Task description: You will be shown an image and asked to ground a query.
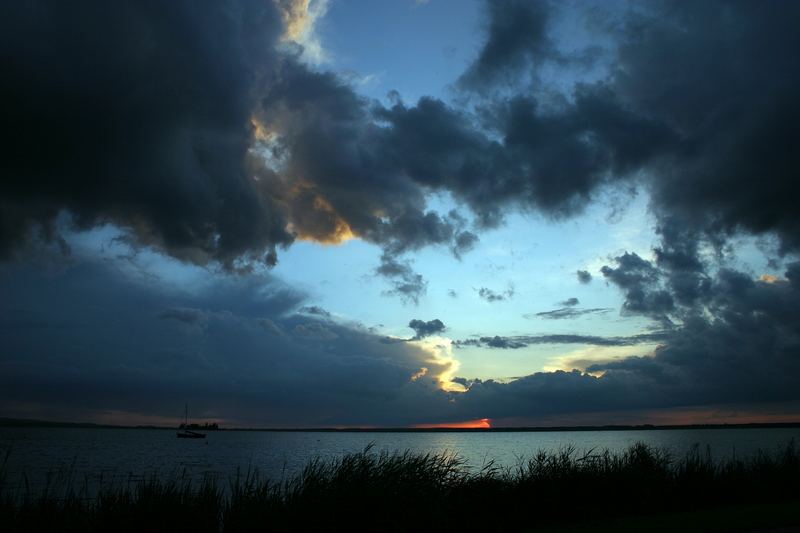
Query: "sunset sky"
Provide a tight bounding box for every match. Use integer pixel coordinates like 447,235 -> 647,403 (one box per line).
1,0 -> 799,428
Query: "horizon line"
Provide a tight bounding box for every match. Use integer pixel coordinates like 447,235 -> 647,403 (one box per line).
3,417 -> 800,433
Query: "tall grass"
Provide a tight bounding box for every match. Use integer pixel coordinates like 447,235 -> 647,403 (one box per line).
1,442 -> 798,531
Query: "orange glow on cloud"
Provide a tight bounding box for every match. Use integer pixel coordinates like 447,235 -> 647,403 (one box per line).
287,183 -> 357,245
415,418 -> 492,429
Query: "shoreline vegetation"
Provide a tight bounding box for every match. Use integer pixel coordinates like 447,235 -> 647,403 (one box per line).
2,417 -> 800,432
1,442 -> 799,532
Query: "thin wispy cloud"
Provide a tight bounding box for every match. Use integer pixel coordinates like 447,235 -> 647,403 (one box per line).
454,332 -> 669,349
526,308 -> 614,320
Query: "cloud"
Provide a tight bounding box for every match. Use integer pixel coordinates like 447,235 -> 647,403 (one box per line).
0,256 -> 457,427
2,0 -> 799,289
2,0 -> 800,426
506,251 -> 799,422
377,254 -> 427,305
458,0 -> 553,91
559,297 -> 579,307
0,0 -> 291,267
453,269 -> 800,419
543,345 -> 662,374
276,0 -> 330,64
299,305 -> 331,317
452,230 -> 479,259
577,270 -> 592,284
158,308 -> 208,325
527,307 -> 613,320
456,0 -> 800,258
600,253 -> 674,325
292,322 -> 338,340
3,247 -> 800,426
408,318 -> 446,339
0,1 -> 481,298
787,262 -> 800,287
454,332 -> 668,349
618,3 -> 800,253
477,285 -> 515,302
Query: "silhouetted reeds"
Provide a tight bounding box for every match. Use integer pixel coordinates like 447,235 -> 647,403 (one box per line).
1,442 -> 799,532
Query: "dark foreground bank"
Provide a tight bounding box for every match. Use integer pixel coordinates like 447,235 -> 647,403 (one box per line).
1,442 -> 799,532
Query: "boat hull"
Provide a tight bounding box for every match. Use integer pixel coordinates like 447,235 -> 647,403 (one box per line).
176,431 -> 206,439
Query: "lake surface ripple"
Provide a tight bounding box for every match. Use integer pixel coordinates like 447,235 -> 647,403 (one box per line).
2,427 -> 798,493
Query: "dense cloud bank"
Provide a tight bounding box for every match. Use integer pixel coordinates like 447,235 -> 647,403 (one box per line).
1,0 -> 799,424
0,258 -> 456,426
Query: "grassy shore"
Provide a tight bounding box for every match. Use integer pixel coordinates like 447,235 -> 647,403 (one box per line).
1,442 -> 799,532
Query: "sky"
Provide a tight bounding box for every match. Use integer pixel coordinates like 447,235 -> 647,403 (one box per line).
1,0 -> 799,428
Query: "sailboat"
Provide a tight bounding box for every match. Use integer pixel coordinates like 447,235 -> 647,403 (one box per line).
176,404 -> 206,439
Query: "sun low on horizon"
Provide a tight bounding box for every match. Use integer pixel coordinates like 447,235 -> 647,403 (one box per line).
416,418 -> 493,429
1,0 -> 799,430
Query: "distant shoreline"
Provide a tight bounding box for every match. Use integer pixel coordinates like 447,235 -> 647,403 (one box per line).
2,417 -> 799,433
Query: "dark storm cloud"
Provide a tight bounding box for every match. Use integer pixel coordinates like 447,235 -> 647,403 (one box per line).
477,286 -> 515,302
458,0 -> 552,91
560,297 -> 579,307
651,220 -> 712,308
0,1 -> 480,297
467,0 -> 800,253
577,270 -> 593,284
254,61 -> 484,252
372,85 -> 674,226
787,263 -> 800,287
528,307 -> 613,320
578,267 -> 800,408
0,0 -> 290,267
490,88 -> 678,217
0,257 -> 454,427
617,2 -> 800,253
600,253 -> 674,324
2,0 -> 799,288
408,319 -> 446,339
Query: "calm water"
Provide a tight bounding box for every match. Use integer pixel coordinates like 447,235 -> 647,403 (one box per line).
2,427 -> 799,493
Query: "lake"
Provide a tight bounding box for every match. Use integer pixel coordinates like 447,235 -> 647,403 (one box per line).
2,427 -> 799,494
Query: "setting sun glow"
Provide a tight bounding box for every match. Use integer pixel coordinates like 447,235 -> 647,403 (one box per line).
415,418 -> 492,429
